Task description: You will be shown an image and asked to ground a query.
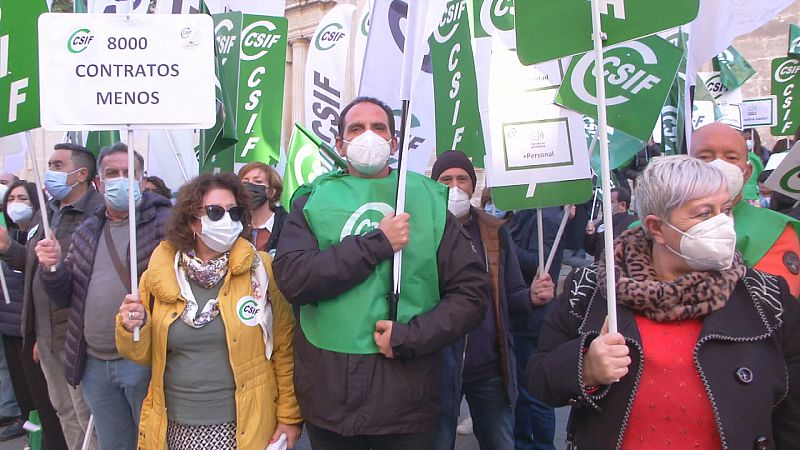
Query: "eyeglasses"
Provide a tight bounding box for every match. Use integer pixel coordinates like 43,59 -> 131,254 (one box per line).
198,205 -> 245,222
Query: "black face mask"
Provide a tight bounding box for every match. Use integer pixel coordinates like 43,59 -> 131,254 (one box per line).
244,182 -> 269,209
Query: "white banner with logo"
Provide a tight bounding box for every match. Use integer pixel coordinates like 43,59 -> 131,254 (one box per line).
359,0 -> 435,174
38,13 -> 216,130
766,141 -> 800,200
154,0 -> 285,15
304,4 -> 357,148
697,71 -> 743,104
353,4 -> 371,91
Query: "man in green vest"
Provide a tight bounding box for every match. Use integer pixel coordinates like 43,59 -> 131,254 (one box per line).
690,122 -> 800,297
273,97 -> 490,449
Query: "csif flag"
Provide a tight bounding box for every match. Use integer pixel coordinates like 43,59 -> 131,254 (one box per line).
713,46 -> 756,90
197,0 -> 238,171
789,24 -> 800,55
281,123 -> 347,212
84,130 -> 121,158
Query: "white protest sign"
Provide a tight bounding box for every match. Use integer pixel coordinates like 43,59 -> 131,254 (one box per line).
38,13 -> 215,130
487,88 -> 590,189
718,103 -> 743,130
741,96 -> 777,127
765,141 -> 800,200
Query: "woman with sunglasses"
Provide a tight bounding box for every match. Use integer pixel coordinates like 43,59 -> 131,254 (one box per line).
115,173 -> 302,450
238,163 -> 286,256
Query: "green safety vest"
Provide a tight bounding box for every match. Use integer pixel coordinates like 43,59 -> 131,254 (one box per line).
301,171 -> 448,354
733,201 -> 800,266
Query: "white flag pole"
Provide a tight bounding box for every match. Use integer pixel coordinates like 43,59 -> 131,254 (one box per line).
24,132 -> 56,273
544,205 -> 571,277
162,130 -> 190,183
590,0 -> 618,333
536,209 -> 545,278
80,414 -> 94,450
126,127 -> 140,342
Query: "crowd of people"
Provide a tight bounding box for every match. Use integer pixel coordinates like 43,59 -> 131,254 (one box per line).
0,96 -> 796,450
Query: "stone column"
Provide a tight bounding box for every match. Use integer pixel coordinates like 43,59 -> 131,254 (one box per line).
291,38 -> 310,127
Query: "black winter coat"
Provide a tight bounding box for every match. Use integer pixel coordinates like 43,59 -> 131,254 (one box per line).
273,194 -> 489,436
527,266 -> 800,450
40,192 -> 171,386
0,229 -> 28,337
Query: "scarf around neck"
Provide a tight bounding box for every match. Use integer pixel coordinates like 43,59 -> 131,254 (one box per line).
174,246 -> 275,358
597,228 -> 746,322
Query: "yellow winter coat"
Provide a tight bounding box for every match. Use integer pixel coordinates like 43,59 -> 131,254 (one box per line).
115,238 -> 301,450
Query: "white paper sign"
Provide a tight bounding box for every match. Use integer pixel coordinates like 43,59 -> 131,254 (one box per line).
741,96 -> 777,127
718,103 -> 743,130
765,142 -> 800,200
38,13 -> 216,130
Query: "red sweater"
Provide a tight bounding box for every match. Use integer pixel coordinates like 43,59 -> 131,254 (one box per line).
621,316 -> 721,450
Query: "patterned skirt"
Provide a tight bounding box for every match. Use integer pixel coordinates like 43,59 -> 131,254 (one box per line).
166,420 -> 237,450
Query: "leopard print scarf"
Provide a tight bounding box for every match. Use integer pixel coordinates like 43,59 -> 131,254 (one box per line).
597,227 -> 746,322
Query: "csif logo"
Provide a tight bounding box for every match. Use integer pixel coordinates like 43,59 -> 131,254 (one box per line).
67,28 -> 94,54
340,203 -> 394,241
775,59 -> 800,83
315,22 -> 347,51
215,19 -> 237,65
571,41 -> 662,106
293,143 -> 326,186
241,20 -> 282,61
236,296 -> 261,326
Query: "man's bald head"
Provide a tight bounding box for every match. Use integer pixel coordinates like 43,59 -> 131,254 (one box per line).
690,122 -> 752,203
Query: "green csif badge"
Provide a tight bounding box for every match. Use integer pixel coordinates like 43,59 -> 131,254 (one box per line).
556,35 -> 682,142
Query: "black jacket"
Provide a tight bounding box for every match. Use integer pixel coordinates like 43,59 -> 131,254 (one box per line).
0,229 -> 28,337
273,194 -> 489,436
527,266 -> 800,450
40,192 -> 171,385
440,209 -> 531,418
583,211 -> 639,260
1,189 -> 103,352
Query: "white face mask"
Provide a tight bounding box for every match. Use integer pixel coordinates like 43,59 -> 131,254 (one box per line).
708,158 -> 746,200
745,139 -> 754,151
448,186 -> 471,218
6,202 -> 33,224
661,213 -> 737,271
198,213 -> 243,253
344,130 -> 392,175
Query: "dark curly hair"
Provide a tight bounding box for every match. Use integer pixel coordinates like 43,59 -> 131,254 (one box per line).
165,173 -> 252,252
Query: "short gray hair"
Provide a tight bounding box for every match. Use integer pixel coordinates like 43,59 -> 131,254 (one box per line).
635,155 -> 727,221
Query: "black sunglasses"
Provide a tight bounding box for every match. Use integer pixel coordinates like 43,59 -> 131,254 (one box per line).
199,205 -> 245,222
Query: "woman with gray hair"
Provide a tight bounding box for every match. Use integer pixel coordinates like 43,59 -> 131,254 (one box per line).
527,155 -> 800,449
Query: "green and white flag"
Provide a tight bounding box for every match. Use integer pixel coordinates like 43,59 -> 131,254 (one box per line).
1,0 -> 48,138
281,123 -> 346,212
430,0 -> 485,166
515,0 -> 699,65
713,46 -> 756,90
556,35 -> 682,142
583,116 -> 643,173
85,130 -> 121,158
789,24 -> 800,55
659,28 -> 688,156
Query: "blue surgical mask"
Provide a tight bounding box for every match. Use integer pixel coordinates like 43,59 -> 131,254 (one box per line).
760,195 -> 771,208
484,202 -> 506,219
45,169 -> 80,200
102,177 -> 141,211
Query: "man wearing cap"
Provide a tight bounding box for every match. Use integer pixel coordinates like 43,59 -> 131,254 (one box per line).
691,122 -> 800,297
273,97 -> 489,448
430,150 -> 555,450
